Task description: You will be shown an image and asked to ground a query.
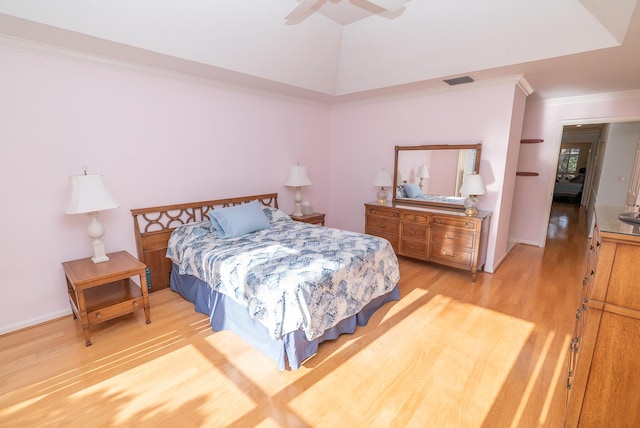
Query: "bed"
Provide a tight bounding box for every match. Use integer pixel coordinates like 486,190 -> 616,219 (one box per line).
553,180 -> 583,200
131,193 -> 400,370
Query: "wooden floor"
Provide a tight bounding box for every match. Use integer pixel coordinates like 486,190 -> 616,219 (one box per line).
0,202 -> 589,427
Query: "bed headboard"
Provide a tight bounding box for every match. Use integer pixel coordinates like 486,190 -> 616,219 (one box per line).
131,193 -> 279,292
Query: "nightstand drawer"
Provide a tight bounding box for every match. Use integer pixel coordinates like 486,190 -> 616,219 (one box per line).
88,296 -> 145,323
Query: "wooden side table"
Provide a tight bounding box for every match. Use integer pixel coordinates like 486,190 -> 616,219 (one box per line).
291,212 -> 325,226
62,250 -> 151,346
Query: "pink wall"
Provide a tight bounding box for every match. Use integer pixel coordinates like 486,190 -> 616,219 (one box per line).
328,82 -> 527,272
511,92 -> 640,246
0,46 -> 330,333
0,42 -> 532,334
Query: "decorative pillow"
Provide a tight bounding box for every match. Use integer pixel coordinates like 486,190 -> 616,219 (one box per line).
208,200 -> 272,238
262,206 -> 293,223
403,183 -> 424,198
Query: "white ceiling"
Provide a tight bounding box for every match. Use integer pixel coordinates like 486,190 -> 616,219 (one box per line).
1,0 -> 639,104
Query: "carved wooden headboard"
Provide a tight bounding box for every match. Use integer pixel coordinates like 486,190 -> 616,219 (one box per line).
131,193 -> 279,292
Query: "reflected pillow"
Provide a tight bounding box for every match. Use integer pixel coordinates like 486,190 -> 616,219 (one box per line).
403,183 -> 424,198
208,200 -> 272,238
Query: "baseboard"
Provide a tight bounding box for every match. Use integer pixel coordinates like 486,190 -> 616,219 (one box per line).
0,309 -> 71,336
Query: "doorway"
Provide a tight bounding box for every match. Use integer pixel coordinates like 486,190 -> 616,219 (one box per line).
550,121 -> 640,238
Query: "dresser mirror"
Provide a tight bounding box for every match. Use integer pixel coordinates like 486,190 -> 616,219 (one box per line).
393,143 -> 482,209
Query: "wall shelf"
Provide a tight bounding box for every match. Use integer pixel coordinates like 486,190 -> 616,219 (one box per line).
520,139 -> 544,144
516,172 -> 540,176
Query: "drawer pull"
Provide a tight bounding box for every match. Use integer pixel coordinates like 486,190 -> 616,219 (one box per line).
410,245 -> 416,250
410,229 -> 417,235
435,219 -> 443,224
464,222 -> 472,228
443,251 -> 457,257
371,209 -> 377,214
380,223 -> 387,229
393,212 -> 398,217
444,234 -> 457,240
133,301 -> 139,307
413,215 -> 417,220
96,313 -> 102,319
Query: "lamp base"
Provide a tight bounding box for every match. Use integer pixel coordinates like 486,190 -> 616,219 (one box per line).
91,239 -> 110,263
87,212 -> 110,263
464,195 -> 479,217
377,187 -> 388,205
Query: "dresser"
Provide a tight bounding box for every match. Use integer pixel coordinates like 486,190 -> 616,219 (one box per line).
365,202 -> 491,282
565,205 -> 640,427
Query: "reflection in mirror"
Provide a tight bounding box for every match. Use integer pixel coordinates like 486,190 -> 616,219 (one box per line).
393,143 -> 482,209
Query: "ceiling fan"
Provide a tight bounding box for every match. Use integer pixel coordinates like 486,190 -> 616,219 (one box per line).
285,0 -> 410,25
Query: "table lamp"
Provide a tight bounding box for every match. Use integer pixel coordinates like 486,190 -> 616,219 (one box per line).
285,164 -> 312,217
64,172 -> 119,263
459,172 -> 486,216
374,169 -> 393,204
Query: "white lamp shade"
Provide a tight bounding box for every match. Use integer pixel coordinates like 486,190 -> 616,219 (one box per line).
64,174 -> 119,214
285,165 -> 312,187
417,164 -> 430,178
396,171 -> 404,186
459,173 -> 486,196
374,169 -> 393,187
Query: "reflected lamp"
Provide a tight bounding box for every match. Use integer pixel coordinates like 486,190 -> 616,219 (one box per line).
417,164 -> 430,190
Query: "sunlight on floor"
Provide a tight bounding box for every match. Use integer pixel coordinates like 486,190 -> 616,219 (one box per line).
286,290 -> 537,426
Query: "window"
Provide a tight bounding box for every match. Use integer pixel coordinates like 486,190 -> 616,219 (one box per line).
558,148 -> 580,180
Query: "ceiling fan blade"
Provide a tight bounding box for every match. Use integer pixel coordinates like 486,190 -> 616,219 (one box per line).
285,0 -> 328,24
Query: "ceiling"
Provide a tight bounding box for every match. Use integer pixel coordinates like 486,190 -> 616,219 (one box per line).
1,0 -> 640,104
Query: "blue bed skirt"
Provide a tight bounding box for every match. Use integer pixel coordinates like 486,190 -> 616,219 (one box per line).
170,264 -> 400,370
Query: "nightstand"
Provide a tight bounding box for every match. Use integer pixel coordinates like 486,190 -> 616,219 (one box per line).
291,212 -> 325,226
62,250 -> 151,346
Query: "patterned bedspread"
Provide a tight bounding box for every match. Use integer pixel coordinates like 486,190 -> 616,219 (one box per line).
167,207 -> 400,341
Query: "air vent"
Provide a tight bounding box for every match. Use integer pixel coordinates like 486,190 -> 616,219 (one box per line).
443,76 -> 475,86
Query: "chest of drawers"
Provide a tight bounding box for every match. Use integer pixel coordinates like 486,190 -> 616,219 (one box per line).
565,206 -> 640,426
365,203 -> 491,282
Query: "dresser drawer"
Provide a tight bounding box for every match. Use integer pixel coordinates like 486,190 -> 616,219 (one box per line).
431,226 -> 475,250
430,244 -> 473,268
367,206 -> 400,219
366,217 -> 399,236
400,239 -> 428,259
432,216 -> 478,231
400,223 -> 428,240
401,212 -> 429,223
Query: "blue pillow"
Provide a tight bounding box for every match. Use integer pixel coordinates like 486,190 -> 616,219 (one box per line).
208,200 -> 272,238
403,183 -> 424,198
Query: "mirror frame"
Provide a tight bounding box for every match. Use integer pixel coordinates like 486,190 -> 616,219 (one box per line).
393,143 -> 482,210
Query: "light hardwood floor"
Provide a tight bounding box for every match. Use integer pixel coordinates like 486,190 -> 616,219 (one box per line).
0,202 -> 589,427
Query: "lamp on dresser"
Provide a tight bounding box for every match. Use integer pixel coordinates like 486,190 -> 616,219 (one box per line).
459,172 -> 486,217
285,164 -> 312,217
374,169 -> 393,204
64,170 -> 119,263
